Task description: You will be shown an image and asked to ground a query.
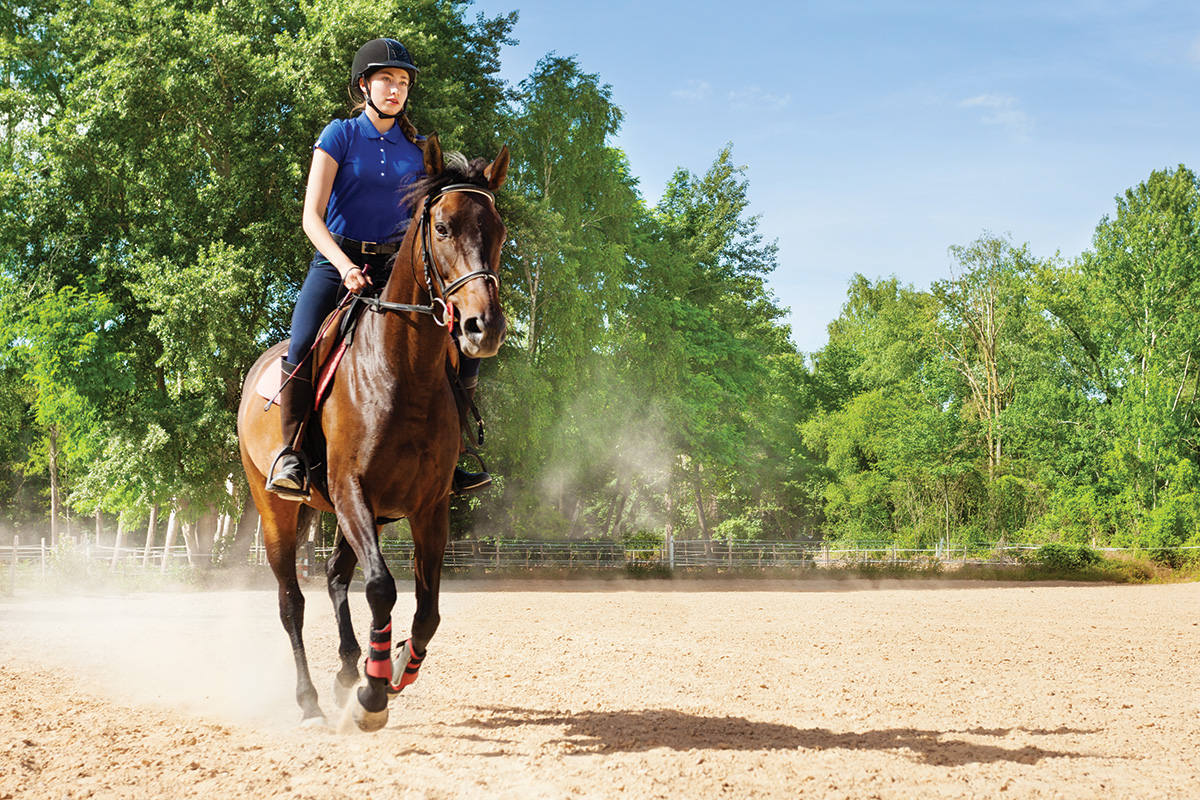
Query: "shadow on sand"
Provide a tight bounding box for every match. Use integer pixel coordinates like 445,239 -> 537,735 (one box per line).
453,706 -> 1098,766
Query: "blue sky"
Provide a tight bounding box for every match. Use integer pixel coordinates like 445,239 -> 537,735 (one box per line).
468,0 -> 1200,354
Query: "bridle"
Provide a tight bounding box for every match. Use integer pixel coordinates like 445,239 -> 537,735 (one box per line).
359,183 -> 500,327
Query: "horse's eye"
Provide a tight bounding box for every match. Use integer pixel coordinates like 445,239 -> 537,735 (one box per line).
434,222 -> 450,237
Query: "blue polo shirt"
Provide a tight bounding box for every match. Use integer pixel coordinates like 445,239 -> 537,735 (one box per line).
314,113 -> 424,245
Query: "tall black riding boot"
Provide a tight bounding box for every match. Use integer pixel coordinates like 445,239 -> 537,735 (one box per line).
452,374 -> 492,495
266,357 -> 314,499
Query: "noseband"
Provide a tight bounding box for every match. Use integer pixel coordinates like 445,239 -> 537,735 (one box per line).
360,183 -> 500,326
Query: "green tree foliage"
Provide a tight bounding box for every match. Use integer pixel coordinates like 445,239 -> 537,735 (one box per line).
1080,166 -> 1200,513
617,146 -> 803,541
807,169 -> 1200,559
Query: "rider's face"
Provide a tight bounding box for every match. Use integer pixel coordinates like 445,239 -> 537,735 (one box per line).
364,68 -> 411,114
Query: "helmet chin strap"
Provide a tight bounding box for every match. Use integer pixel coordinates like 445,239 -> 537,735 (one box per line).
362,81 -> 404,120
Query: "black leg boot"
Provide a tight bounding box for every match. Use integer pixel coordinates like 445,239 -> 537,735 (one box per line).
266,357 -> 314,499
452,375 -> 492,495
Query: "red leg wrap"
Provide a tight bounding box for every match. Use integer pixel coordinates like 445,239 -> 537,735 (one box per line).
390,639 -> 426,693
365,621 -> 392,680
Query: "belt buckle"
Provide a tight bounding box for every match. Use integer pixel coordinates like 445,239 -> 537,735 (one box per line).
360,240 -> 376,255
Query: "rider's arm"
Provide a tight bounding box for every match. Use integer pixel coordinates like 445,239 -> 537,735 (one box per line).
302,148 -> 371,293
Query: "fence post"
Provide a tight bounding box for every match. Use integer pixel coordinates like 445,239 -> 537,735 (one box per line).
8,536 -> 17,596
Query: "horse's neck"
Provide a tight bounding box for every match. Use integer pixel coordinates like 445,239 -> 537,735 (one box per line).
358,239 -> 448,384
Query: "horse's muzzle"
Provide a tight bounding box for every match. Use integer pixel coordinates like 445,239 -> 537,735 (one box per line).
458,311 -> 506,358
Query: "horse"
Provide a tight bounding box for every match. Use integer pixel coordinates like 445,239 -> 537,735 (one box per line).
237,134 -> 508,730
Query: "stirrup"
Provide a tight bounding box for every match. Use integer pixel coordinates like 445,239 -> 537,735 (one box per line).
266,448 -> 311,501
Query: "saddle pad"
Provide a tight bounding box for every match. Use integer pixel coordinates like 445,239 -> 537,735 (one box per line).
255,340 -> 349,410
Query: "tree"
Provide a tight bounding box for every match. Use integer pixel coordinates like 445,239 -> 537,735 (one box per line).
619,146 -> 792,541
1064,166 -> 1200,528
804,275 -> 985,546
479,55 -> 643,537
931,233 -> 1037,477
0,282 -> 124,544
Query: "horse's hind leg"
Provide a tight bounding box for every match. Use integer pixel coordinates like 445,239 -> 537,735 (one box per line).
263,500 -> 324,724
326,531 -> 361,706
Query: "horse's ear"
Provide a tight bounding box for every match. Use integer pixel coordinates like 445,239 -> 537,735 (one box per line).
422,133 -> 443,176
485,145 -> 509,191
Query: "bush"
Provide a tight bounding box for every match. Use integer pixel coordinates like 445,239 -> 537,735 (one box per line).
1035,542 -> 1102,572
1142,495 -> 1200,569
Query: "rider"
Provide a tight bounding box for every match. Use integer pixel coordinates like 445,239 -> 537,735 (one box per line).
266,37 -> 491,499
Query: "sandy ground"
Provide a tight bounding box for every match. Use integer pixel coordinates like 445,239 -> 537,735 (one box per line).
1,577 -> 1199,799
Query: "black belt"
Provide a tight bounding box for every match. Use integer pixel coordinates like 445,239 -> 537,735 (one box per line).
330,233 -> 400,256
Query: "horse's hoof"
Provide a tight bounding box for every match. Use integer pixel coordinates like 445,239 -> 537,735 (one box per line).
352,704 -> 389,733
300,714 -> 330,729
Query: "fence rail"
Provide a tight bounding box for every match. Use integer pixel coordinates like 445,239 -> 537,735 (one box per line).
10,534 -> 1194,594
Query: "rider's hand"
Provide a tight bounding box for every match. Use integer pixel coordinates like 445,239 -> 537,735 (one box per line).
342,266 -> 372,294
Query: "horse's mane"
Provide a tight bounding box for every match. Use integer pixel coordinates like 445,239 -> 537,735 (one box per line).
403,150 -> 491,209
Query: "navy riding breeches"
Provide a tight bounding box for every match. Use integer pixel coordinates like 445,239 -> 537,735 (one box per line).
287,251 -> 392,365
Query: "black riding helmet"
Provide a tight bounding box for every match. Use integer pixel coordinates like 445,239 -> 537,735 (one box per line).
350,38 -> 419,111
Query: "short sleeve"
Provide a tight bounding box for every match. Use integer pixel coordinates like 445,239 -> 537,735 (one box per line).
314,119 -> 351,164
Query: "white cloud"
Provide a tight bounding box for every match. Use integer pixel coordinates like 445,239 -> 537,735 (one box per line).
728,86 -> 792,111
672,80 -> 712,101
959,93 -> 1032,140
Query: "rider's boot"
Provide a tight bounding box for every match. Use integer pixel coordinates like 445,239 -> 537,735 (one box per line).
266,357 -> 314,499
452,374 -> 492,495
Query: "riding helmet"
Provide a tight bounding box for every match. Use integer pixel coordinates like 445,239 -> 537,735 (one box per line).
350,38 -> 419,99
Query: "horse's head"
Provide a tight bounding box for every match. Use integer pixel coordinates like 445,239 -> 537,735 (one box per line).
414,134 -> 509,359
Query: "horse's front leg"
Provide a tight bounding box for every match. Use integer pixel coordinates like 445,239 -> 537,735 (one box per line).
336,500 -> 397,732
391,500 -> 450,696
325,531 -> 361,706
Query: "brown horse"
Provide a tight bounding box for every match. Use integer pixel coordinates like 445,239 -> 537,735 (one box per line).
237,135 -> 508,729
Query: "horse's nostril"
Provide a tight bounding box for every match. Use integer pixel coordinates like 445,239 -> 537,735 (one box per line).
464,316 -> 484,336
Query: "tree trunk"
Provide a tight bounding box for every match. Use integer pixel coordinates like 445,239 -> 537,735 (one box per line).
690,461 -> 716,558
224,497 -> 259,566
141,505 -> 159,568
608,489 -> 629,541
603,476 -> 631,539
48,425 -> 59,547
110,516 -> 125,569
181,520 -> 197,567
185,505 -> 219,569
161,507 -> 179,573
94,508 -> 102,546
692,461 -> 711,540
664,490 -> 675,568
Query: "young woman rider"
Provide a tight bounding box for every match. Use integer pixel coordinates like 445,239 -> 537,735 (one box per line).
266,38 -> 490,499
